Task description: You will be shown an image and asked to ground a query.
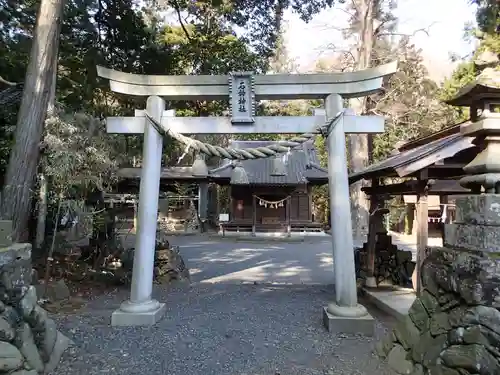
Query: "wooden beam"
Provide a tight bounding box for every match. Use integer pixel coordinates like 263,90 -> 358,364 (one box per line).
412,165 -> 467,179
362,179 -> 470,196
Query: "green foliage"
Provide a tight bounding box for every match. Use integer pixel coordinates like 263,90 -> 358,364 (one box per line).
41,109 -> 124,199
0,0 -> 336,190
439,0 -> 499,120
440,62 -> 476,120
369,40 -> 457,161
470,0 -> 499,33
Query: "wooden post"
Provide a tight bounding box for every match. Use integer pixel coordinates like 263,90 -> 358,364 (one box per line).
414,170 -> 429,296
252,195 -> 256,236
365,179 -> 379,288
439,195 -> 448,241
287,196 -> 291,236
133,200 -> 138,233
228,186 -> 233,222
308,186 -> 313,221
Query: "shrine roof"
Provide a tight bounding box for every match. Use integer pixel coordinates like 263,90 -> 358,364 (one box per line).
396,122 -> 464,152
117,166 -> 215,180
348,132 -> 476,184
362,179 -> 470,196
211,140 -> 328,185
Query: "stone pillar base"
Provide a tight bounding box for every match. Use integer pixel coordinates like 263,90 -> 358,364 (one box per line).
322,307 -> 375,336
111,301 -> 166,326
322,303 -> 375,336
365,276 -> 377,288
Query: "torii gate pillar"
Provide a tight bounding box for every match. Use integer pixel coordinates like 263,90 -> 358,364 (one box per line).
111,96 -> 168,326
322,94 -> 374,336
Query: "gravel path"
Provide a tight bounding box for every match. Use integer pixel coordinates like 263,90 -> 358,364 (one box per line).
52,283 -> 396,375
50,237 -> 397,375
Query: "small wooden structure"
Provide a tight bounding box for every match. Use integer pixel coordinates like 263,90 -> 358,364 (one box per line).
212,140 -> 328,235
115,166 -> 210,193
349,122 -> 478,293
110,165 -> 215,232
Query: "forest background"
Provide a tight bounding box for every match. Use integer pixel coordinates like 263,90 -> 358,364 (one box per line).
0,0 -> 498,245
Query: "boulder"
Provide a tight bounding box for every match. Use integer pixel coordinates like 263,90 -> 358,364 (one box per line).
387,344 -> 414,375
428,365 -> 461,375
430,312 -> 452,336
0,316 -> 15,341
420,290 -> 440,315
422,334 -> 448,368
375,333 -> 395,359
411,331 -> 445,364
13,323 -> 44,373
394,315 -> 420,350
440,344 -> 499,375
408,299 -> 430,332
411,364 -> 424,375
0,341 -> 24,372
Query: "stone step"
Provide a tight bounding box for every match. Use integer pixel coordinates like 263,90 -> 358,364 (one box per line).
363,287 -> 416,320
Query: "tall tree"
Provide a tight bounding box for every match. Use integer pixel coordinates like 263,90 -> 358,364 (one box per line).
0,0 -> 65,241
346,0 -> 397,243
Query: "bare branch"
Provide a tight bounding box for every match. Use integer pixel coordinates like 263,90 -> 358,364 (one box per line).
350,0 -> 361,13
0,76 -> 18,86
171,0 -> 192,41
378,22 -> 437,39
336,6 -> 356,18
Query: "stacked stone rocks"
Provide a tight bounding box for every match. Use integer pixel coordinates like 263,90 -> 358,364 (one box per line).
0,243 -> 70,374
356,229 -> 414,287
153,239 -> 190,284
184,201 -> 198,233
376,195 -> 500,375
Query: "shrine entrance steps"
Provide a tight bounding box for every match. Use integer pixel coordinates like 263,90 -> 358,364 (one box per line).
219,222 -> 327,237
363,286 -> 416,320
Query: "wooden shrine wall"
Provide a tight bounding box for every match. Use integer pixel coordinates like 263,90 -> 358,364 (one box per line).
230,185 -> 312,223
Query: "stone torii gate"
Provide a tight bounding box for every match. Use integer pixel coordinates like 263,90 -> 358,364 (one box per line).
97,62 -> 397,333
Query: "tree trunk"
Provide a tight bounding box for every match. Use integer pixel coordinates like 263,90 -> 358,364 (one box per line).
35,174 -> 48,248
1,0 -> 65,242
348,0 -> 375,245
35,51 -> 58,250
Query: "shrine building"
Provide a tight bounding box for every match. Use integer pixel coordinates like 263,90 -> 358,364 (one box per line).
211,140 -> 328,235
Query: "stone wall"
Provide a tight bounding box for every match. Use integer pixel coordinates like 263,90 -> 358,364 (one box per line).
0,243 -> 70,374
376,195 -> 500,375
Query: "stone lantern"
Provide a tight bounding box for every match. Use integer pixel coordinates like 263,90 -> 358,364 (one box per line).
446,68 -> 500,193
